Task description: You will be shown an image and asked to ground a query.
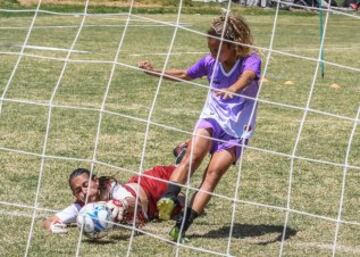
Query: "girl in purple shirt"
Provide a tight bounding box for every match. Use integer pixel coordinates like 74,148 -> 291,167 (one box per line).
139,14 -> 261,242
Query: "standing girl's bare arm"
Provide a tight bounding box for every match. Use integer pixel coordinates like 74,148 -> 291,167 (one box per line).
138,60 -> 193,82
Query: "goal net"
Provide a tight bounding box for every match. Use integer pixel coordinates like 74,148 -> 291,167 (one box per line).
0,0 -> 359,256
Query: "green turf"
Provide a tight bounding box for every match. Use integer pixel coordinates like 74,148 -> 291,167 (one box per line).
0,11 -> 359,257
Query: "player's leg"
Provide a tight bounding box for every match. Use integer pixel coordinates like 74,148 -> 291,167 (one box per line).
169,128 -> 212,183
192,148 -> 235,212
169,148 -> 236,240
157,128 -> 212,221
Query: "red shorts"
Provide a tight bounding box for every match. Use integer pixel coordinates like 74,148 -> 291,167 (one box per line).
127,165 -> 176,220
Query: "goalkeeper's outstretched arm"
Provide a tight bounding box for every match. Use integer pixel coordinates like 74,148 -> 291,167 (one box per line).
43,202 -> 81,233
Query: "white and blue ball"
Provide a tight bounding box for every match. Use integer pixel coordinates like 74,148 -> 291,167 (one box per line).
76,202 -> 113,239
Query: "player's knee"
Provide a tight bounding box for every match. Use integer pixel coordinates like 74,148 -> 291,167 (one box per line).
204,169 -> 223,186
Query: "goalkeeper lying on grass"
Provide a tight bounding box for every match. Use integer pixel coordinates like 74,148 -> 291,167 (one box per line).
43,144 -> 187,234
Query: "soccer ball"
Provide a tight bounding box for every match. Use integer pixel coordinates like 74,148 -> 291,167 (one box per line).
76,201 -> 113,239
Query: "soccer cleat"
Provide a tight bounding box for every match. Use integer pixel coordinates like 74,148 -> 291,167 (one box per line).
169,225 -> 179,240
157,197 -> 176,221
173,143 -> 187,165
169,226 -> 189,243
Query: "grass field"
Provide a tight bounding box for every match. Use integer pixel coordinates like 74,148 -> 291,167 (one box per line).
0,5 -> 359,257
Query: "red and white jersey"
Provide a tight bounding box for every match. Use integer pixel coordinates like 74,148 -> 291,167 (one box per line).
55,182 -> 133,224
56,165 -> 176,224
126,165 -> 176,220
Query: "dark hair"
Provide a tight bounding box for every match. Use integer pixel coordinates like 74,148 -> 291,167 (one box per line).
68,167 -> 117,201
207,14 -> 253,58
98,176 -> 118,201
68,168 -> 95,188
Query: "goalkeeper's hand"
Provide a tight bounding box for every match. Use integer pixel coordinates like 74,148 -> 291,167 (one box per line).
106,199 -> 127,222
50,222 -> 68,234
138,60 -> 154,73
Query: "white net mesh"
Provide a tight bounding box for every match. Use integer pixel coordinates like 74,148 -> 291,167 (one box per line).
0,0 -> 359,256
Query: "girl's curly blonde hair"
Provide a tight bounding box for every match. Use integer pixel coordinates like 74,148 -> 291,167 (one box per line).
207,14 -> 254,58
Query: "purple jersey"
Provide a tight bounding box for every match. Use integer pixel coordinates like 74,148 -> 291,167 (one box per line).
187,52 -> 261,139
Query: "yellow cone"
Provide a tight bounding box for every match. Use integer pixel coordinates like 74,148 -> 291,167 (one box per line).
284,81 -> 294,85
330,83 -> 340,89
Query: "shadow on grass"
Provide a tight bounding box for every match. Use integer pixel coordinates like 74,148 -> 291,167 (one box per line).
191,223 -> 297,245
83,238 -> 117,245
82,231 -> 138,244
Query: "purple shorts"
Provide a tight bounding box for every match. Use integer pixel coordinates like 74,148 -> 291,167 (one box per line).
195,118 -> 247,162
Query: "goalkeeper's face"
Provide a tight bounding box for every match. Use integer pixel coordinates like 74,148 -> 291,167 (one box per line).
208,38 -> 236,64
70,173 -> 100,203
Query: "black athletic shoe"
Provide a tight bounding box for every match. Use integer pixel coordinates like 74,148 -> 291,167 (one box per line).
173,143 -> 187,165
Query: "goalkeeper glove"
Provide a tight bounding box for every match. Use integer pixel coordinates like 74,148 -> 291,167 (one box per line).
106,199 -> 128,222
50,222 -> 68,234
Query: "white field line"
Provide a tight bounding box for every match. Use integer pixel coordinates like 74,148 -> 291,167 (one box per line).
1,46 -> 355,56
1,20 -> 357,31
0,23 -> 192,30
2,49 -> 359,82
128,45 -> 360,57
128,13 -> 360,72
0,209 -> 49,218
129,51 -> 207,56
0,51 -> 358,125
6,49 -> 358,107
0,200 -> 58,214
102,16 -> 153,21
2,29 -> 360,74
14,44 -> 89,53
